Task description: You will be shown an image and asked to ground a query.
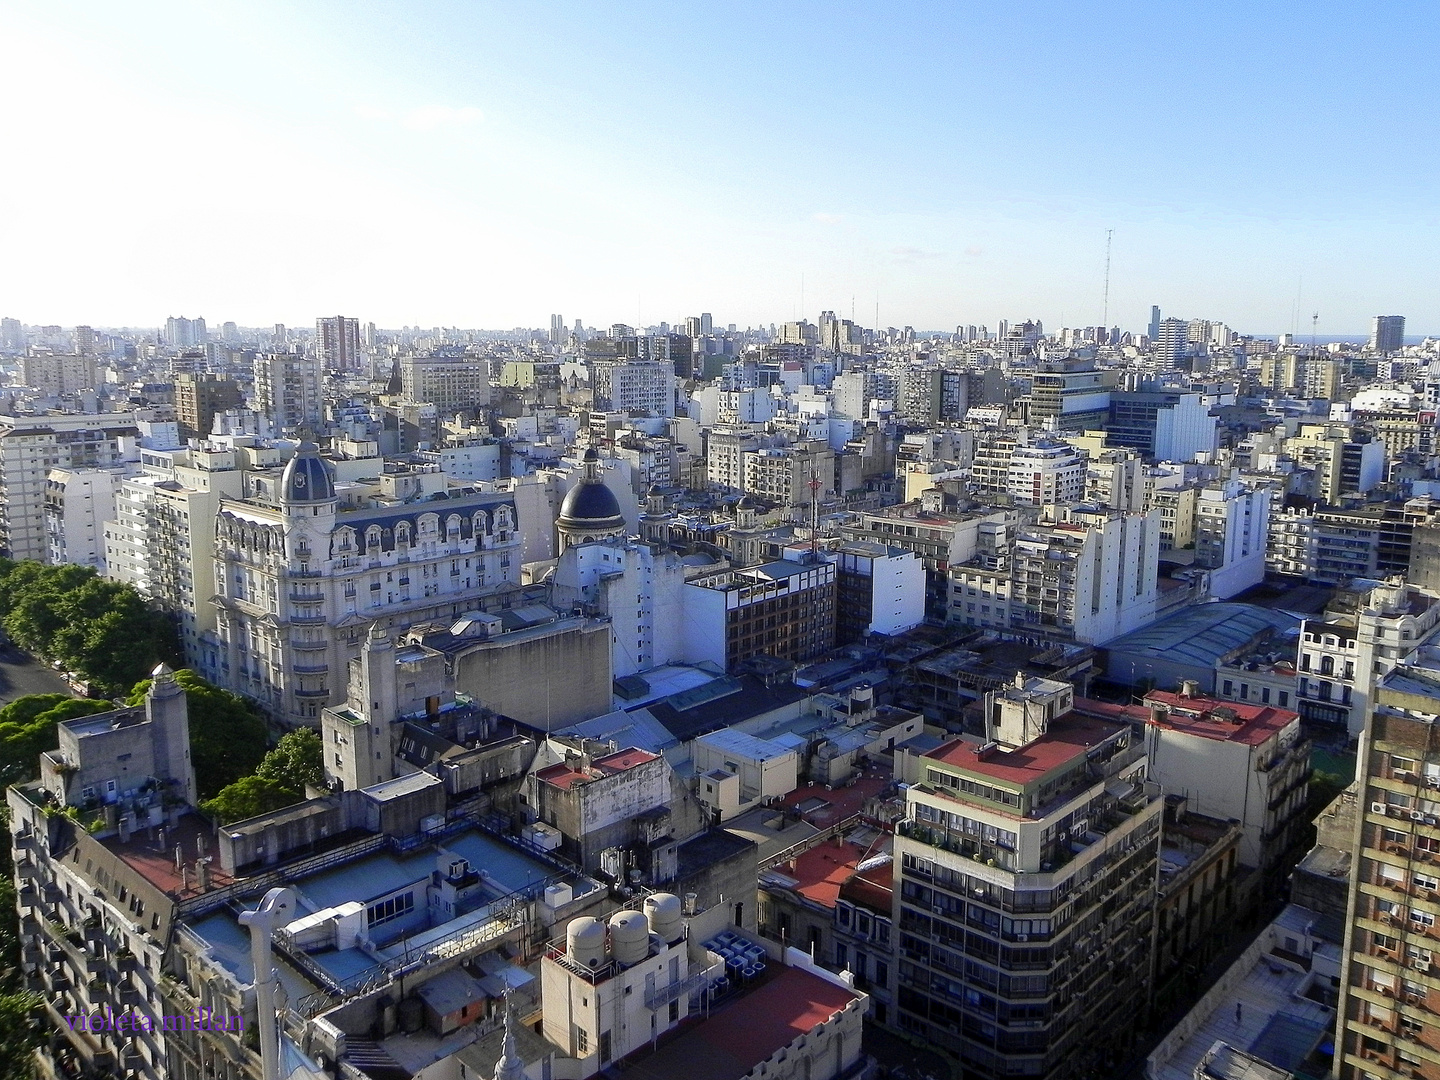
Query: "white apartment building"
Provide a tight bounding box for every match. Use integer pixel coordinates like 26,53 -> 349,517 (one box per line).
1296,580 -> 1440,739
44,465 -> 127,570
743,442 -> 836,510
1084,448 -> 1147,511
950,504 -> 1160,645
1006,439 -> 1086,506
592,359 -> 674,417
0,413 -> 140,562
706,426 -> 759,494
104,445 -> 249,666
1193,478 -> 1272,599
551,536 -> 687,677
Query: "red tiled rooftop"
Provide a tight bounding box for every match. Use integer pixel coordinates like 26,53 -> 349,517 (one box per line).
624,965 -> 859,1080
924,714 -> 1125,785
1143,691 -> 1299,746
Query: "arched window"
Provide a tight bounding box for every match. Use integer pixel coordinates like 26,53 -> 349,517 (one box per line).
366,526 -> 382,552
395,521 -> 411,548
446,514 -> 462,537
336,527 -> 355,551
471,511 -> 488,536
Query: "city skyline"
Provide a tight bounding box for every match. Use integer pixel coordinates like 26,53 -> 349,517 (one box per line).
3,0 -> 1437,332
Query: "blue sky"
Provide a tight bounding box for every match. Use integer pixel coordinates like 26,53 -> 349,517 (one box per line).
2,0 -> 1436,335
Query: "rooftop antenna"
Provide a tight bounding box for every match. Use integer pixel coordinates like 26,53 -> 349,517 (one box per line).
1101,228 -> 1113,331
1311,312 -> 1320,356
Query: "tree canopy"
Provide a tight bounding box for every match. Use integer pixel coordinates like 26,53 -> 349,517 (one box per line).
201,728 -> 324,824
125,670 -> 268,799
0,559 -> 182,697
0,695 -> 114,788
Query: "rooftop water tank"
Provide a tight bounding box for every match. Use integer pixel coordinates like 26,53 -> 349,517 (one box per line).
567,916 -> 607,970
609,909 -> 650,966
644,892 -> 684,945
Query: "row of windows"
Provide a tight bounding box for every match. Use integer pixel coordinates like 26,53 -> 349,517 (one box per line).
367,892 -> 415,927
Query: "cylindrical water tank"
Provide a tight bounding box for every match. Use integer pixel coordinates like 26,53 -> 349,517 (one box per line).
644,893 -> 684,945
567,916 -> 607,969
609,910 -> 650,966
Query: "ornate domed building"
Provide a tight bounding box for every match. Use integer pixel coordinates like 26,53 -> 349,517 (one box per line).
556,448 -> 626,553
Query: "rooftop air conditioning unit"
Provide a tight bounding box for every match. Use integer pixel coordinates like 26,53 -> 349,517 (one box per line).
1374,802 -> 1391,815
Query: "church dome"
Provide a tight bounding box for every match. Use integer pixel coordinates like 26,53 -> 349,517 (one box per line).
558,478 -> 624,531
280,441 -> 335,503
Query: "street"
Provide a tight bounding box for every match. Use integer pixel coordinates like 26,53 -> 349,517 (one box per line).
0,638 -> 78,707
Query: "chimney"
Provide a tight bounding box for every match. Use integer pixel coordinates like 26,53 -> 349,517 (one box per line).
1179,679 -> 1199,699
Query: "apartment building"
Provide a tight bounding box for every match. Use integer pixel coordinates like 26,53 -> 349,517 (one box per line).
399,353 -> 492,413
0,413 -> 140,561
681,558 -> 836,673
892,674 -> 1162,1079
1333,663 -> 1440,1080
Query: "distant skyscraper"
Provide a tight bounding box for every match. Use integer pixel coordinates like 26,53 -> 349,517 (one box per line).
315,316 -> 361,371
364,321 -> 377,349
1156,317 -> 1188,363
220,321 -> 239,343
0,317 -> 21,351
684,316 -> 703,339
72,325 -> 95,353
1370,314 -> 1405,354
164,316 -> 207,348
700,312 -> 713,336
549,313 -> 565,345
1148,305 -> 1161,342
273,323 -> 286,346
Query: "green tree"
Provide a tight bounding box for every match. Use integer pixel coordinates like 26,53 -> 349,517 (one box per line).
200,775 -> 303,825
126,670 -> 268,798
0,991 -> 43,1080
256,728 -> 324,792
0,694 -> 114,787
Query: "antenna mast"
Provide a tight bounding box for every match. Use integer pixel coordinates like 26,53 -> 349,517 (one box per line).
1101,228 -> 1114,332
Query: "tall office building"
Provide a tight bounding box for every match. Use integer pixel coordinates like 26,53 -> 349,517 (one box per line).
0,317 -> 22,351
550,313 -> 566,344
1148,305 -> 1161,342
315,315 -> 361,371
399,354 -> 492,413
1371,315 -> 1406,355
892,675 -> 1162,1079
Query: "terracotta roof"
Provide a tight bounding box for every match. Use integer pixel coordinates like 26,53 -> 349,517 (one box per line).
1143,691 -> 1299,747
923,714 -> 1125,785
623,965 -> 859,1080
783,840 -> 865,908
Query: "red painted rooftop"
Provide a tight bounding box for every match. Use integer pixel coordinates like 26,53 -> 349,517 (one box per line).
536,747 -> 660,790
623,964 -> 860,1080
840,860 -> 894,916
1143,691 -> 1299,746
776,765 -> 889,826
782,839 -> 866,908
924,714 -> 1125,785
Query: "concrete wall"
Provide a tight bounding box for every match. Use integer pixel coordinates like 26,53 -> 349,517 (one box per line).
453,620 -> 612,729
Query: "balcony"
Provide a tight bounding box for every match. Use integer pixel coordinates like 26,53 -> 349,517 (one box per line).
291,637 -> 327,650
294,687 -> 330,698
290,612 -> 327,625
292,663 -> 328,675
289,590 -> 324,603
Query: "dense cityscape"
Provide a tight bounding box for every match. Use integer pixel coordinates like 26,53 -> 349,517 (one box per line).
0,307 -> 1434,1080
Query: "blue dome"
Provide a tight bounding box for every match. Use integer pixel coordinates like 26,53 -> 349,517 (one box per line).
280,442 -> 335,503
558,480 -> 624,530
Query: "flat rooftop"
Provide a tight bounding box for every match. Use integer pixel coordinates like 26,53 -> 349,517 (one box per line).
1145,691 -> 1299,747
763,839 -> 867,908
622,964 -> 860,1080
100,811 -> 235,900
924,714 -> 1125,786
536,747 -> 659,791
